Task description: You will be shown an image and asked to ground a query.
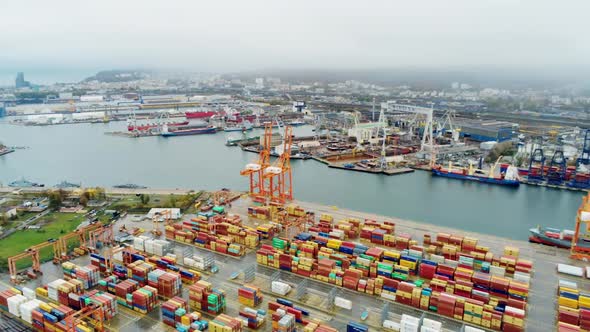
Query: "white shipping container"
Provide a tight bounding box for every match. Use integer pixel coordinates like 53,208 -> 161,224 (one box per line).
334,296 -> 352,310
420,327 -> 439,332
559,279 -> 578,289
381,292 -> 396,301
400,321 -> 419,332
557,264 -> 584,277
8,294 -> 27,317
421,318 -> 442,331
383,320 -> 401,331
22,287 -> 35,300
513,271 -> 531,284
464,326 -> 485,332
490,265 -> 506,277
271,281 -> 291,295
581,211 -> 590,222
430,254 -> 445,264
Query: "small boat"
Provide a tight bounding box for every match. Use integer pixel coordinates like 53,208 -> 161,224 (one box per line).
360,309 -> 369,321
55,181 -> 81,188
210,266 -> 219,273
229,271 -> 240,280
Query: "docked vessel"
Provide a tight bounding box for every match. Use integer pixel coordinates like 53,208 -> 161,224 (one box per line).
224,121 -> 253,132
185,110 -> 217,119
431,157 -> 520,187
161,124 -> 216,137
127,120 -> 189,132
113,184 -> 148,189
8,178 -> 44,187
528,226 -> 580,249
288,120 -> 306,126
225,135 -> 260,146
55,181 -> 81,188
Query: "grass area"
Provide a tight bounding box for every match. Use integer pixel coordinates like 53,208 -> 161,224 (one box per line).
0,212 -> 86,270
106,192 -> 204,213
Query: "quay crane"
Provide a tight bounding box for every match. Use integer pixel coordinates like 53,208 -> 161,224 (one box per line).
241,122 -> 273,201
569,129 -> 590,189
527,137 -> 546,183
546,145 -> 567,185
263,125 -> 294,204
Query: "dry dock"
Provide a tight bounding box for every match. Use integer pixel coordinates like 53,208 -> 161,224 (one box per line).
0,192 -> 581,331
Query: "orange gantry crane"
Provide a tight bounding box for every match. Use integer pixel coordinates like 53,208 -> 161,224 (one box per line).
62,304 -> 105,332
87,223 -> 114,252
58,222 -> 102,260
571,192 -> 590,260
241,122 -> 273,200
263,125 -> 294,204
152,209 -> 171,237
8,240 -> 61,284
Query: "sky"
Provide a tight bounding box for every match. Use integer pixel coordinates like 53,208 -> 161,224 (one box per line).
1,0 -> 589,75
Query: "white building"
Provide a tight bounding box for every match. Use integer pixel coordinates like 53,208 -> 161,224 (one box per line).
80,95 -> 104,102
146,208 -> 182,221
255,78 -> 264,89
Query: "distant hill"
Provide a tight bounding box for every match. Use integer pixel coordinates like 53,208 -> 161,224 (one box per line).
83,70 -> 151,83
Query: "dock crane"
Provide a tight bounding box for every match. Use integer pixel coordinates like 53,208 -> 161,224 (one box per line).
527,148 -> 546,183
547,144 -> 567,185
58,222 -> 102,261
264,126 -> 294,204
569,129 -> 590,189
87,223 -> 114,252
241,122 -> 273,200
62,304 -> 105,332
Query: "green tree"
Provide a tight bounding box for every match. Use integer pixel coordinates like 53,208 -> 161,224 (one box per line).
0,213 -> 8,227
79,195 -> 89,207
48,190 -> 64,209
167,195 -> 177,208
139,194 -> 150,206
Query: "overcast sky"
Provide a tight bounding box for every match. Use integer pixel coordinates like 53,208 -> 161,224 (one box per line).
1,0 -> 589,73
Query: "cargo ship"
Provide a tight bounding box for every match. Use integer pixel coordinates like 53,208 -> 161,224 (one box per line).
224,121 -> 253,132
127,120 -> 189,132
8,178 -> 44,187
529,226 -> 577,248
185,110 -> 217,119
161,124 -> 216,137
431,157 -> 520,187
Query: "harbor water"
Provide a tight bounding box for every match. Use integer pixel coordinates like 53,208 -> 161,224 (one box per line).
0,120 -> 584,240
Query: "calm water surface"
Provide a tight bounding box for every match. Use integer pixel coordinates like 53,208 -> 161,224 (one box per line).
0,120 -> 583,240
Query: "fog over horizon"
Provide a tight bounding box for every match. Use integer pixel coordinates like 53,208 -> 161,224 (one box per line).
1,0 -> 589,77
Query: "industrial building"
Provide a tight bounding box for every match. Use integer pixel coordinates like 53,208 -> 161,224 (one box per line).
452,120 -> 517,142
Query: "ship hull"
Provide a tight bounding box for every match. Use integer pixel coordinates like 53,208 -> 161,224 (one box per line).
528,228 -> 572,249
162,127 -> 216,137
128,121 -> 189,132
185,111 -> 216,119
431,169 -> 520,187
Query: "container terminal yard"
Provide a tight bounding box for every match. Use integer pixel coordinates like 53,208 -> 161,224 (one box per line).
0,186 -> 588,332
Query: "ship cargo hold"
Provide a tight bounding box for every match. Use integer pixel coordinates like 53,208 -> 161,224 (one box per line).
161,125 -> 216,137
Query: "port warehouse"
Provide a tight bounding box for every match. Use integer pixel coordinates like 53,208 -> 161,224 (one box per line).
446,120 -> 517,142
2,197 -> 588,332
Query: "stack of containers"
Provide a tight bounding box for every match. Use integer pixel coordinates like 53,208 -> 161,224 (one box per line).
238,284 -> 263,307
184,255 -> 212,271
90,252 -> 108,274
175,311 -> 209,332
0,289 -> 21,312
57,279 -> 83,306
269,306 -> 296,332
62,263 -> 100,289
133,235 -> 150,251
189,281 -> 226,315
132,286 -> 158,314
47,279 -> 68,302
209,314 -> 243,332
19,299 -> 43,324
147,269 -> 182,299
114,279 -> 140,309
304,321 -> 339,332
238,307 -> 266,329
82,290 -> 118,320
98,276 -> 119,293
128,260 -> 156,286
161,296 -> 188,328
7,294 -> 27,317
271,281 -> 291,296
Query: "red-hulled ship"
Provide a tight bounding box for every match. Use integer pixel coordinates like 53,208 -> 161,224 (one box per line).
185,110 -> 217,119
